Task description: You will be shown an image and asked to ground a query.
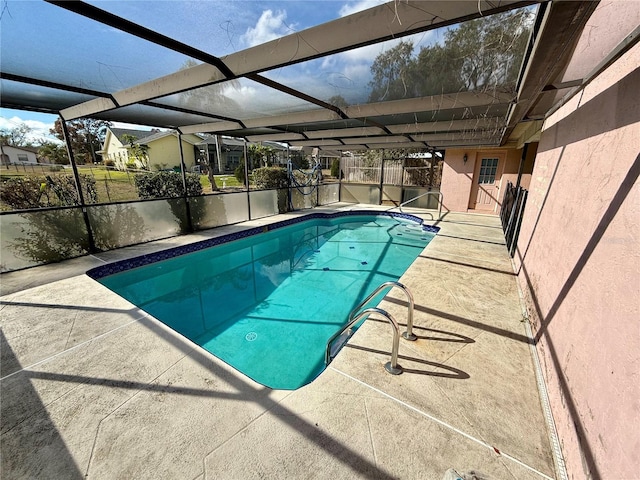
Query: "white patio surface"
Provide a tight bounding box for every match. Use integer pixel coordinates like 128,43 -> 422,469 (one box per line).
0,204 -> 558,479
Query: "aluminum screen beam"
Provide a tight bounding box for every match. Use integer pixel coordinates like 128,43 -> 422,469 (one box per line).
387,117 -> 506,135
60,97 -> 118,120
337,145 -> 369,151
246,133 -> 307,142
223,0 -> 536,76
340,135 -> 410,145
59,0 -> 535,121
431,139 -> 502,148
289,139 -> 345,147
345,92 -> 514,119
243,110 -> 342,129
60,63 -> 227,120
364,141 -> 428,149
304,127 -> 387,139
410,131 -> 502,142
179,121 -> 244,135
179,93 -> 511,137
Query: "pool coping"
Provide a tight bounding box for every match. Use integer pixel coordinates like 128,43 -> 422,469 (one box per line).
86,209 -> 440,280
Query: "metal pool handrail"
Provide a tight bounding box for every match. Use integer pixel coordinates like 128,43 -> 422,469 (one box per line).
399,191 -> 443,219
324,307 -> 403,375
350,281 -> 416,341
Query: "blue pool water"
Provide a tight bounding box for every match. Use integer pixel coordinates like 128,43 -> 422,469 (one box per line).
92,212 -> 437,389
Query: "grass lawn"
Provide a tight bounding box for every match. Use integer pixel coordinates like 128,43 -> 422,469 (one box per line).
1,165 -> 249,208
200,174 -> 243,191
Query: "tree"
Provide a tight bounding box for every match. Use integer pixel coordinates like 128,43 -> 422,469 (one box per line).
327,95 -> 349,109
443,9 -> 532,92
368,9 -> 534,102
0,123 -> 34,147
121,134 -> 150,169
412,43 -> 465,97
248,144 -> 276,169
50,118 -> 110,164
368,41 -> 415,102
38,141 -> 69,165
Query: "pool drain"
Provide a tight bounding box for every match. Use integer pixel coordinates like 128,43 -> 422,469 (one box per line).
245,332 -> 258,341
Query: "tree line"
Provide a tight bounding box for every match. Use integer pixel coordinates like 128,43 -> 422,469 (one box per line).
0,118 -> 111,165
367,9 -> 533,102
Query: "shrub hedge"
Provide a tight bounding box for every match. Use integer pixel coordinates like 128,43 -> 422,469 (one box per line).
134,171 -> 203,199
252,167 -> 289,189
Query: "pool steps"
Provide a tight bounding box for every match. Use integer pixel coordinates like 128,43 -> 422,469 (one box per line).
325,280 -> 416,375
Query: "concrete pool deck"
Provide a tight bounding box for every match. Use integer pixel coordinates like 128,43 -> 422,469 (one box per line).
1,204 -> 559,479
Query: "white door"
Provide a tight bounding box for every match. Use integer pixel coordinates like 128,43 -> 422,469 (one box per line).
470,156 -> 503,212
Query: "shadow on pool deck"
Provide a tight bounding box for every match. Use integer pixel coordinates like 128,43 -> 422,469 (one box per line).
0,205 -> 558,479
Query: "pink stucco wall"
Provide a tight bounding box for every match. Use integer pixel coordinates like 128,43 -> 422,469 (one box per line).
514,43 -> 640,479
500,143 -> 537,191
440,149 -> 475,212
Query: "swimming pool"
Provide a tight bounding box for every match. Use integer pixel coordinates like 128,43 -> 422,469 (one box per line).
88,211 -> 438,389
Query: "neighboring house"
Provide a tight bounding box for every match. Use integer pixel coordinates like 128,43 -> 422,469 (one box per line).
196,136 -> 244,174
99,128 -> 157,169
0,145 -> 39,165
101,129 -> 295,174
134,130 -> 203,171
99,128 -> 202,171
197,136 -> 290,174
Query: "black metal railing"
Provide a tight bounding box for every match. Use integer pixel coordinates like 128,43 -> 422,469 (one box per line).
500,181 -> 528,257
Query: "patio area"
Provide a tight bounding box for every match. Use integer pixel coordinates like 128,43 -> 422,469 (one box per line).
1,204 -> 559,479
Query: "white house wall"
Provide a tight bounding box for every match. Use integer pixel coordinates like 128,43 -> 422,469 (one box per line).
2,146 -> 38,164
145,135 -> 198,171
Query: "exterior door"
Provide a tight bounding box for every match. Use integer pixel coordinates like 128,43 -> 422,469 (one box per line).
470,154 -> 504,212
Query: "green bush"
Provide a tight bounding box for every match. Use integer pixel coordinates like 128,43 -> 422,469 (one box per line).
46,174 -> 97,205
0,176 -> 46,209
134,171 -> 204,234
290,153 -> 309,170
252,167 -> 288,189
0,174 -> 97,210
234,163 -> 246,186
331,159 -> 341,178
134,171 -> 203,199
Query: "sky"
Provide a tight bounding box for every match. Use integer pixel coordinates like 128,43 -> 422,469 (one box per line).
0,0 -> 443,144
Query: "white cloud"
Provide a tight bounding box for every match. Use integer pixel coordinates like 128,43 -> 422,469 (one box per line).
321,56 -> 336,70
339,0 -> 386,17
223,84 -> 258,103
342,63 -> 371,83
0,115 -> 59,144
340,42 -> 390,64
241,10 -> 295,47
